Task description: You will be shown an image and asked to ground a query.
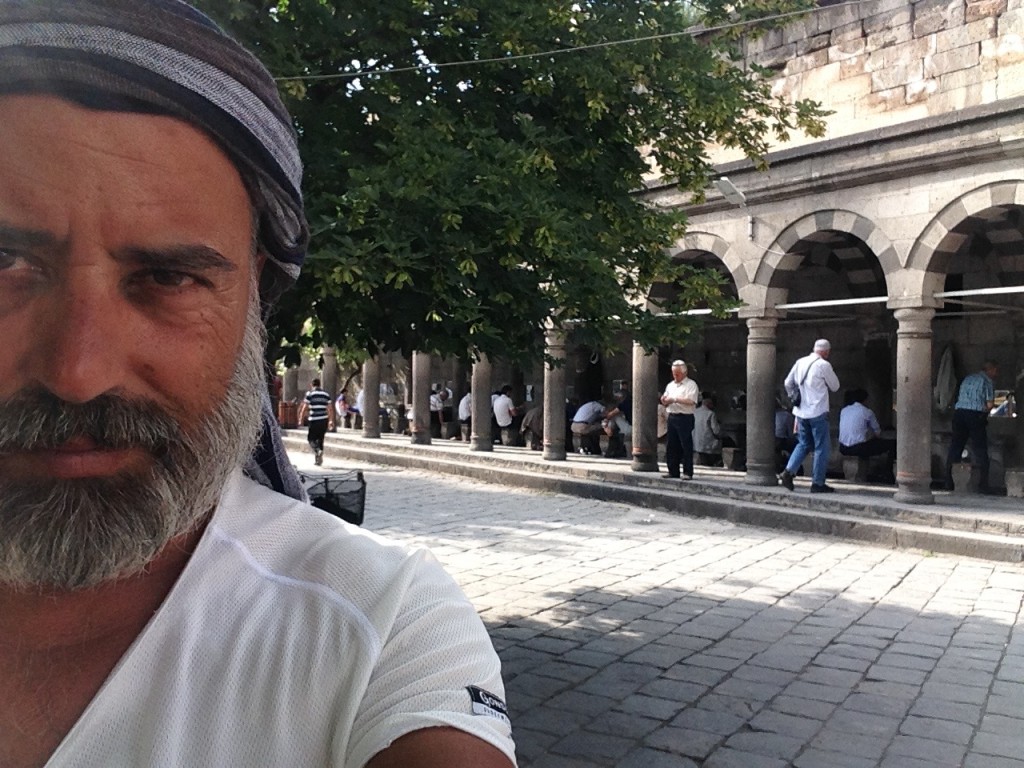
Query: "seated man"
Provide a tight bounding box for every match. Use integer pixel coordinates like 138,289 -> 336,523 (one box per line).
571,399 -> 606,455
520,403 -> 544,451
0,3 -> 515,767
602,388 -> 632,459
838,388 -> 896,481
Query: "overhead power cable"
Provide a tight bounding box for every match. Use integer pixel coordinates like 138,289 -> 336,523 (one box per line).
274,0 -> 863,83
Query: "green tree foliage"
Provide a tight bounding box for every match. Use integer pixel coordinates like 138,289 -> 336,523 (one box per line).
195,0 -> 826,363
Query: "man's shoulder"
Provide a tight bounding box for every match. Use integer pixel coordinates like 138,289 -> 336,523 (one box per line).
208,474 -> 430,619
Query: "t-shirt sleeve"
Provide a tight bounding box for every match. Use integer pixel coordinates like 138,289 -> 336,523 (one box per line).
344,550 -> 517,767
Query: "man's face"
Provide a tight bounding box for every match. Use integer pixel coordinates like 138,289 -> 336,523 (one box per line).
672,366 -> 686,382
0,96 -> 265,590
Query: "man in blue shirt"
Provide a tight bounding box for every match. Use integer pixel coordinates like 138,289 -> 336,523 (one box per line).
944,361 -> 998,494
839,389 -> 895,482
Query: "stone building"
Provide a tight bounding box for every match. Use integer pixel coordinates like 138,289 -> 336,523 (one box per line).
635,0 -> 1024,502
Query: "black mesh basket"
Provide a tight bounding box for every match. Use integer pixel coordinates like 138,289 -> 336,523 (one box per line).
300,470 -> 366,526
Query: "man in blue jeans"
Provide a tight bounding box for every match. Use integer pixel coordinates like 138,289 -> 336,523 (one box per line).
779,339 -> 841,493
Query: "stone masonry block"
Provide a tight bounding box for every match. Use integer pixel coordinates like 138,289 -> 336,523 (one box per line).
935,17 -> 998,49
825,72 -> 873,104
798,33 -> 832,57
867,36 -> 934,70
840,54 -> 870,77
801,62 -> 843,95
862,0 -> 918,17
785,17 -> 816,45
818,2 -> 864,33
924,42 -> 982,75
754,43 -> 798,70
771,73 -> 802,99
966,0 -> 1009,21
914,0 -> 967,37
999,9 -> 1024,36
867,22 -> 915,51
861,85 -> 907,113
871,60 -> 924,90
940,65 -> 985,89
830,37 -> 868,61
786,47 -> 830,75
997,60 -> 1024,96
832,20 -> 866,44
865,8 -> 914,34
906,77 -> 940,101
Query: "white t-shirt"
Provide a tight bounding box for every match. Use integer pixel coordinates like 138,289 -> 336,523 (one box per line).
493,394 -> 515,428
459,393 -> 472,421
662,377 -> 700,415
47,472 -> 516,768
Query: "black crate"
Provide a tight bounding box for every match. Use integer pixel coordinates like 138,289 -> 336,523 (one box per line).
300,470 -> 366,526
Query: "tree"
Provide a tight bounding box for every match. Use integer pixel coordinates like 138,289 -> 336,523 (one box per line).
195,0 -> 826,364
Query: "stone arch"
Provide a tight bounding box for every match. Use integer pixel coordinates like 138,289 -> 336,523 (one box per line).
666,231 -> 748,291
907,180 -> 1024,298
753,209 -> 899,299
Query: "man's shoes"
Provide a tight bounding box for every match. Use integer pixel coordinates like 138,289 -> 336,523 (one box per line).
683,474 -> 694,480
778,470 -> 794,491
810,484 -> 835,494
314,450 -> 323,466
662,473 -> 680,479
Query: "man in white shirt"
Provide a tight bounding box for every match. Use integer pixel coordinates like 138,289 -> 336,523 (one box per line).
660,360 -> 700,479
0,3 -> 515,766
839,388 -> 896,482
429,388 -> 448,438
492,386 -> 518,446
458,391 -> 473,441
779,339 -> 841,493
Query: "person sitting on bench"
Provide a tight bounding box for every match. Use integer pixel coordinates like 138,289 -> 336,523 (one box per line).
838,388 -> 896,482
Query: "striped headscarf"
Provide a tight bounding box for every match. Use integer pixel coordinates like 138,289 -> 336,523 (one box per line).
0,0 -> 309,501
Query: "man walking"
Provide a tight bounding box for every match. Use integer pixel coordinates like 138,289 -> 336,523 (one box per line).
299,379 -> 333,465
660,360 -> 700,479
779,339 -> 841,493
945,361 -> 999,494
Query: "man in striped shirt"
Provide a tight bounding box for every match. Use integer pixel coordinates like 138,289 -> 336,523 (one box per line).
299,379 -> 334,465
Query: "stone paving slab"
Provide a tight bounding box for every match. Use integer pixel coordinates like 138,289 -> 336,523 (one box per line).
285,431 -> 1024,562
292,450 -> 1024,768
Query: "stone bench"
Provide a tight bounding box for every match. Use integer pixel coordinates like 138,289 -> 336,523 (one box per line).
842,455 -> 870,482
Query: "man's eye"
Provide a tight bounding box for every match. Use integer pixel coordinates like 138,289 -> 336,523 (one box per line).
147,269 -> 202,288
0,248 -> 43,277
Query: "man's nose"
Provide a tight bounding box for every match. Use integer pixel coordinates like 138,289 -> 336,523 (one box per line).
30,268 -> 132,404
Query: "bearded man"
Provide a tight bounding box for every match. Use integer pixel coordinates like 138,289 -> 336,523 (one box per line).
0,2 -> 515,767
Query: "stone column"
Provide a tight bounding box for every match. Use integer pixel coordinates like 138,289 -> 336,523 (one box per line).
411,351 -> 432,445
283,365 -> 299,403
321,346 -> 339,400
631,342 -> 659,472
470,355 -> 494,451
543,327 -> 567,461
894,307 -> 935,504
361,355 -> 381,439
745,317 -> 779,486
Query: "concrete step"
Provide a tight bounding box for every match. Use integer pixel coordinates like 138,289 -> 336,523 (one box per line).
283,431 -> 1024,563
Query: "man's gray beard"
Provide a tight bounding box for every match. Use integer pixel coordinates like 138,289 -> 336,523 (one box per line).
0,299 -> 267,591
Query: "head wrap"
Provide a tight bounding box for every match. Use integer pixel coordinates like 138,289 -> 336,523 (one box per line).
0,0 -> 309,500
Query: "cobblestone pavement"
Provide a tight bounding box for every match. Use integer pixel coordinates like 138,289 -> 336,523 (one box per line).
300,454 -> 1024,768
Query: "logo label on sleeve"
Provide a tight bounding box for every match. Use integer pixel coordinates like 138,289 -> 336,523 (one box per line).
467,685 -> 511,727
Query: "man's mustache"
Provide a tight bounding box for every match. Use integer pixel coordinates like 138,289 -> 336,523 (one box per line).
0,389 -> 183,455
